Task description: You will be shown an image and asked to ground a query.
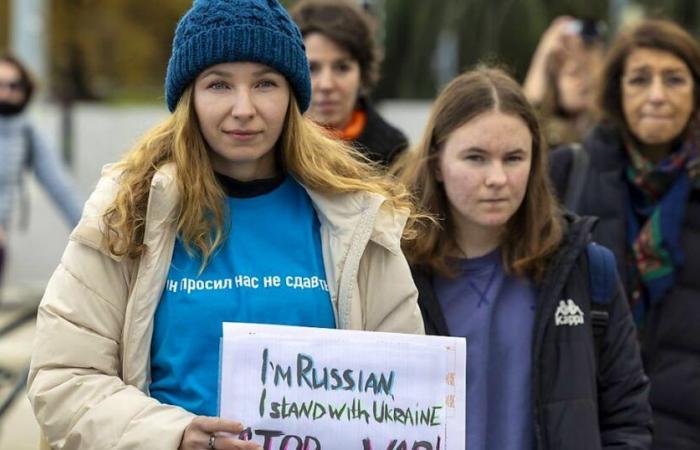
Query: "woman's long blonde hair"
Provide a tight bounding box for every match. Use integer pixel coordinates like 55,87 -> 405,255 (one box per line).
103,85 -> 417,266
398,68 -> 563,280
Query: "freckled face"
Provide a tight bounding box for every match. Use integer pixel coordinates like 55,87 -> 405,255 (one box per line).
437,110 -> 533,238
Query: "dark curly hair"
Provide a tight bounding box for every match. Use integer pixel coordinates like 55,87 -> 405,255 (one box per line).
290,0 -> 381,91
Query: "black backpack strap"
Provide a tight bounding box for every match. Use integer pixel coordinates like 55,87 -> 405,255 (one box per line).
564,143 -> 590,211
586,242 -> 616,370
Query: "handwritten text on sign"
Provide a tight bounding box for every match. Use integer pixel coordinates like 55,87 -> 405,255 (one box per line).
220,324 -> 466,450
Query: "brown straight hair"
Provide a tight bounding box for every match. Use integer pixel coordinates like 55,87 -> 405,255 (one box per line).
399,67 -> 562,280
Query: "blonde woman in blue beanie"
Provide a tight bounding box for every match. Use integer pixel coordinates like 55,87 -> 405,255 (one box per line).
26,1 -> 424,449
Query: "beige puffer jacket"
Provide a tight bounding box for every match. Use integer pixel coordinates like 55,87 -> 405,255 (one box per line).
27,163 -> 424,449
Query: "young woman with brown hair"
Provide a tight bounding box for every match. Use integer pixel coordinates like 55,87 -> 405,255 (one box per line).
399,67 -> 651,450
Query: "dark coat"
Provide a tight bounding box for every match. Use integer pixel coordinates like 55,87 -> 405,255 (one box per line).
550,123 -> 700,449
352,100 -> 408,167
412,216 -> 652,450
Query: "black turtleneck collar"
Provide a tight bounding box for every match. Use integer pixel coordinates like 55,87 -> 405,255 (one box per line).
214,171 -> 286,199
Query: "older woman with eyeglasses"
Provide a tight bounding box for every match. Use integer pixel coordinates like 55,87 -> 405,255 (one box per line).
549,19 -> 700,449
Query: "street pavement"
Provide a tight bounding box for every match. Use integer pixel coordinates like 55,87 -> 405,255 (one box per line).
0,289 -> 41,450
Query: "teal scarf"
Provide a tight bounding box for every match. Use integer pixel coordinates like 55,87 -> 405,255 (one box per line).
624,127 -> 700,322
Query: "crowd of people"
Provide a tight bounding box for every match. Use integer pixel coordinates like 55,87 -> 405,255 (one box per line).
0,0 -> 696,448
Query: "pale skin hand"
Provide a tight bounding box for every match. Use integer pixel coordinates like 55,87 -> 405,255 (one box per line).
523,16 -> 584,105
179,417 -> 261,450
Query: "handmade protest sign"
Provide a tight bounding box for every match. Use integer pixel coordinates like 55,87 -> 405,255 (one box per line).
220,323 -> 466,450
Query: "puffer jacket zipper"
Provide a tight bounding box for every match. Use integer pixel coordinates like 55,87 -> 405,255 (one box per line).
335,199 -> 383,329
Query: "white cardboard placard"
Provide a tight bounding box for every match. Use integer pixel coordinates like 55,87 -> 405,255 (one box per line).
220,323 -> 465,450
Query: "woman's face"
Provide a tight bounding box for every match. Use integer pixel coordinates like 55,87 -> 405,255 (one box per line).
556,47 -> 601,115
304,32 -> 362,130
0,61 -> 26,106
437,110 -> 533,238
622,47 -> 695,147
193,62 -> 290,181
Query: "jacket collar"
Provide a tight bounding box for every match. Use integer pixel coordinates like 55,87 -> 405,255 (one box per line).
584,123 -> 627,173
180,163 -> 407,254
70,163 -> 181,262
303,184 -> 407,256
72,163 -> 407,259
154,163 -> 408,255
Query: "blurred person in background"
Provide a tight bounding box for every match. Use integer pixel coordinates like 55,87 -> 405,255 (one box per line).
290,0 -> 408,167
523,16 -> 605,149
27,0 -> 423,448
549,19 -> 700,449
0,54 -> 82,287
399,67 -> 651,450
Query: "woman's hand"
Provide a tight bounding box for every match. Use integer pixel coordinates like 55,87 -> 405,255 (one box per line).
523,16 -> 583,104
179,416 -> 261,450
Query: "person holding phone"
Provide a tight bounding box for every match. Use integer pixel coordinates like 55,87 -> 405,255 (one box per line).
523,16 -> 606,149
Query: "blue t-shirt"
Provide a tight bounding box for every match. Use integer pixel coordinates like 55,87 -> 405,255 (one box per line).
433,249 -> 536,450
149,176 -> 335,416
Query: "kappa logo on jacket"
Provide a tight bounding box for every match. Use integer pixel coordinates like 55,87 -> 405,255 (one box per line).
555,299 -> 584,326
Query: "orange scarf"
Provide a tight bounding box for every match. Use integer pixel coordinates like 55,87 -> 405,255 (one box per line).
334,109 -> 367,141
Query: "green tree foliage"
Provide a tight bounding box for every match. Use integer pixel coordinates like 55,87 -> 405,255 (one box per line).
48,0 -> 190,101
376,0 -> 609,99
636,0 -> 700,30
2,0 -> 700,101
46,0 -> 288,101
0,0 -> 10,50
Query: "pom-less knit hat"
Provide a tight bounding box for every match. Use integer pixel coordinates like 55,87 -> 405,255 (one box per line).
165,0 -> 311,112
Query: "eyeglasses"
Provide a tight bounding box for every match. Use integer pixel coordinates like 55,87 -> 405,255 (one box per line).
0,80 -> 24,92
621,71 -> 692,95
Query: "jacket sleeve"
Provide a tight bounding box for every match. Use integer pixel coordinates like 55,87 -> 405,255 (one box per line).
27,237 -> 194,449
598,279 -> 653,449
28,126 -> 84,227
548,145 -> 574,202
357,240 -> 425,334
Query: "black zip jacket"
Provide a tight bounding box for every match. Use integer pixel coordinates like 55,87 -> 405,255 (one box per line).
412,216 -> 652,450
550,123 -> 700,449
352,99 -> 408,167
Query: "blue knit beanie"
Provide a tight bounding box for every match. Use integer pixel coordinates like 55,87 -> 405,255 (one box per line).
165,0 -> 311,112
